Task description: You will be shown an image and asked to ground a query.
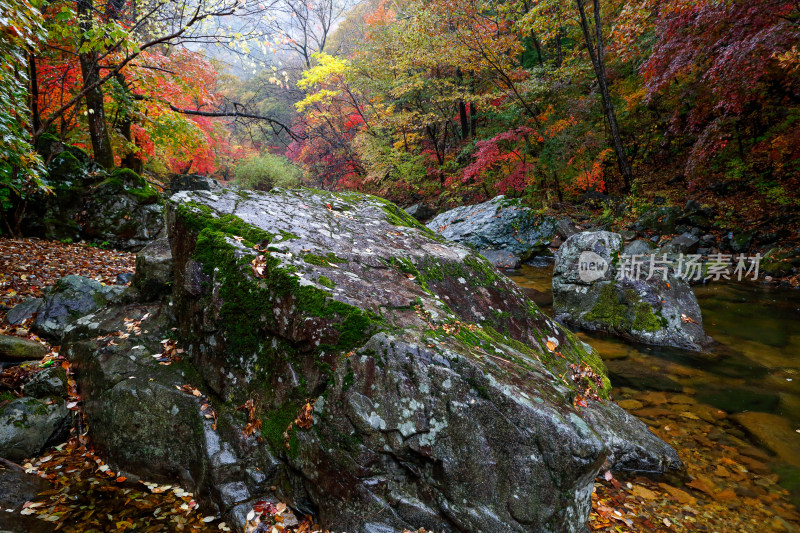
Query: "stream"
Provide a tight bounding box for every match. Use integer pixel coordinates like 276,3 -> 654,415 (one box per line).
506,264 -> 800,505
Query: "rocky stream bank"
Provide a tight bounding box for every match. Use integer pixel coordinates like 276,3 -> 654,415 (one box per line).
0,187 -> 798,533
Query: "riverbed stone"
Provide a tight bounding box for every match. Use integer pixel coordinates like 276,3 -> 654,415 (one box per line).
731,412 -> 800,468
0,335 -> 47,362
553,231 -> 712,351
426,196 -> 572,260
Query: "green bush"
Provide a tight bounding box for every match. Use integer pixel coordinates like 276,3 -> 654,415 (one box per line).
234,154 -> 304,191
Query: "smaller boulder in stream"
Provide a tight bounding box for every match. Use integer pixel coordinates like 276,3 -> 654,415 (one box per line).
426,196 -> 574,261
553,231 -> 712,351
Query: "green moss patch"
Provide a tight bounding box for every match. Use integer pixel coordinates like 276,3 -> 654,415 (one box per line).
585,284 -> 665,334
175,199 -> 382,383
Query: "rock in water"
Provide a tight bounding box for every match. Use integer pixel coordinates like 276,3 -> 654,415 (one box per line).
168,189 -> 681,531
426,196 -> 574,261
553,231 -> 712,351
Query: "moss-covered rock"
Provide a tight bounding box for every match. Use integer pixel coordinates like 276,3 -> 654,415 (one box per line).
81,168 -> 165,250
0,397 -> 70,461
157,187 -> 680,532
553,231 -> 712,351
20,153 -> 165,250
0,334 -> 47,361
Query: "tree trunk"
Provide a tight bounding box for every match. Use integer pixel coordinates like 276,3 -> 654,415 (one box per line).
531,32 -> 544,66
78,0 -> 115,169
29,52 -> 40,135
575,0 -> 633,192
116,73 -> 143,173
456,69 -> 469,139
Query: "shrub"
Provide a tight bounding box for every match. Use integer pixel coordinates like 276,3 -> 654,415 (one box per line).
234,153 -> 304,191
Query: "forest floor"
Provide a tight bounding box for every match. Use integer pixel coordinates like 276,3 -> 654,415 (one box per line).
1,237 -> 799,532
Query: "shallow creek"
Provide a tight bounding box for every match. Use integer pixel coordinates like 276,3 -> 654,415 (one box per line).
506,264 -> 800,510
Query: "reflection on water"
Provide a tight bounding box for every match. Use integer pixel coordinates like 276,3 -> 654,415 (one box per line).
506,263 -> 800,490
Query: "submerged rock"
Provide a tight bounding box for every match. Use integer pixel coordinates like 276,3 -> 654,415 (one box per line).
426,196 -> 574,262
732,412 -> 800,468
68,189 -> 680,533
553,231 -> 712,351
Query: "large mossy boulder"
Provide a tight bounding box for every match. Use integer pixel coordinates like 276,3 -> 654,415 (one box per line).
121,188 -> 676,532
553,231 -> 712,351
426,196 -> 575,262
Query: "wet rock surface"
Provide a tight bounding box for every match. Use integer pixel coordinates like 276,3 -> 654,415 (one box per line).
121,187 -> 675,532
0,397 -> 71,461
15,275 -> 125,342
553,231 -> 712,351
426,196 -> 574,261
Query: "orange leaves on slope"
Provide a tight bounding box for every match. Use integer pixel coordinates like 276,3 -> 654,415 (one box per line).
0,238 -> 134,312
237,399 -> 263,439
282,400 -> 315,450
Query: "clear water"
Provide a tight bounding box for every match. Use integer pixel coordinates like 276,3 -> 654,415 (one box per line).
505,264 -> 800,456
